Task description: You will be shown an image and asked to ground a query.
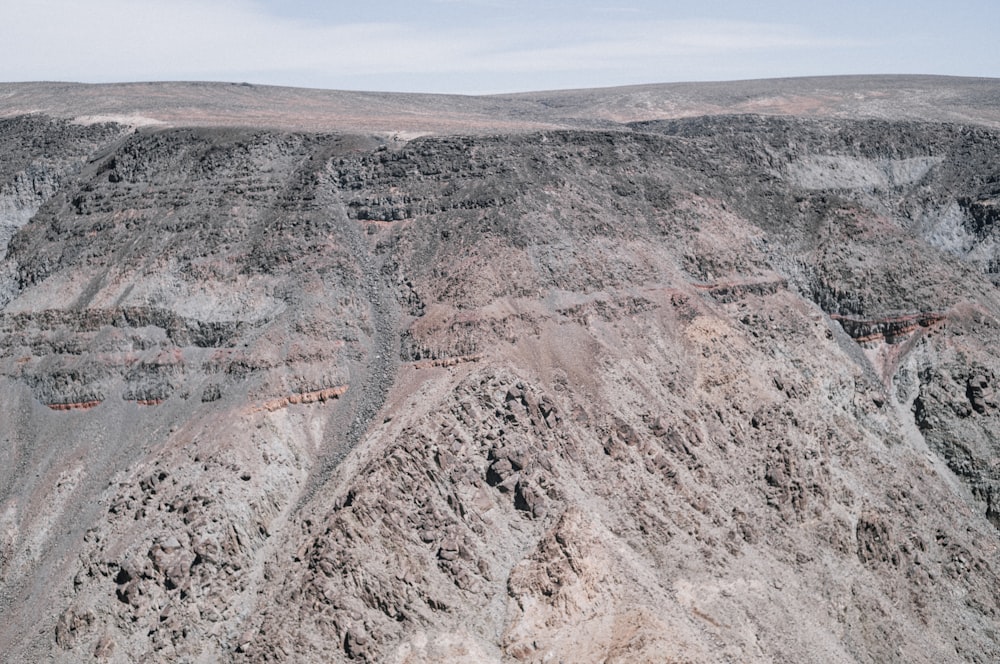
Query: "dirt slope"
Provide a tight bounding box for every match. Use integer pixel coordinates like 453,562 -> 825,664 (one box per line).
2,77 -> 1000,662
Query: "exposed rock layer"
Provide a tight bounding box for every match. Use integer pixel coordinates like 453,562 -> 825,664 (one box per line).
2,78 -> 1000,663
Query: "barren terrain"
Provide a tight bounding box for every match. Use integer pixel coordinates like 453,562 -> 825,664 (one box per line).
1,76 -> 1000,662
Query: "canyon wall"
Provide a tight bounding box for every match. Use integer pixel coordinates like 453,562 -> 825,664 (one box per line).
2,100 -> 1000,662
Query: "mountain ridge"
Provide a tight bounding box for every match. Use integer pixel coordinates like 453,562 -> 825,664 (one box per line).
3,74 -> 1000,133
2,77 -> 1000,662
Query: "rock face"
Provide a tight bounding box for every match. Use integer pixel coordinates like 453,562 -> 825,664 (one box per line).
2,78 -> 1000,662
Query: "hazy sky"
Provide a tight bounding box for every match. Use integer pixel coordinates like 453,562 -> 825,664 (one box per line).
3,0 -> 998,94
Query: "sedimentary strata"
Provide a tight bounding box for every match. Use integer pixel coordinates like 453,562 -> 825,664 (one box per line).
3,79 -> 1000,663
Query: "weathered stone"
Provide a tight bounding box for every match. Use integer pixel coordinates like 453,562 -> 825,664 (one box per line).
54,608 -> 94,649
514,481 -> 547,519
93,634 -> 115,659
487,458 -> 514,485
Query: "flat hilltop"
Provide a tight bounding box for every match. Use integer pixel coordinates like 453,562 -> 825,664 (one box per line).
2,75 -> 999,133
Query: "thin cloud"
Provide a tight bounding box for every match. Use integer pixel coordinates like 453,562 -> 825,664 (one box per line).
0,0 -> 866,90
591,6 -> 642,14
473,20 -> 861,73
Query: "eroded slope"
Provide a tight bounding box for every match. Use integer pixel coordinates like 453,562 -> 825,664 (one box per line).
2,112 -> 1000,663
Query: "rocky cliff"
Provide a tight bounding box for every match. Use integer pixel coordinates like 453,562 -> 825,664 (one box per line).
2,78 -> 1000,663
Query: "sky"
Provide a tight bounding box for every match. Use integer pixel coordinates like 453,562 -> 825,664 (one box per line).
2,0 -> 999,94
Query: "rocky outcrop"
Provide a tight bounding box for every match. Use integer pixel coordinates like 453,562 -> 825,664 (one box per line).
831,311 -> 946,344
250,385 -> 349,413
46,399 -> 102,411
693,276 -> 788,303
5,98 -> 1000,664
